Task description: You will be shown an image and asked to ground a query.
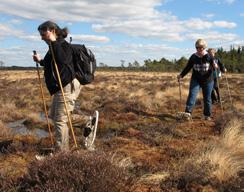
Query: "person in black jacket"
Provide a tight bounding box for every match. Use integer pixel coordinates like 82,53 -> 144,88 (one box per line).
207,48 -> 227,104
177,39 -> 214,121
33,21 -> 81,151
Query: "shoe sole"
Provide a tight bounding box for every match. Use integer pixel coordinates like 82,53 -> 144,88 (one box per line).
85,110 -> 99,149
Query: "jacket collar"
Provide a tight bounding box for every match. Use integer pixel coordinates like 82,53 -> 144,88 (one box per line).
194,50 -> 208,58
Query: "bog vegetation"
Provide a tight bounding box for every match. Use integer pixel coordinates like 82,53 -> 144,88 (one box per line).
0,70 -> 243,191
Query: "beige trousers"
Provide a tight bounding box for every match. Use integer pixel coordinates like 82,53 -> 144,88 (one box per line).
49,78 -> 81,151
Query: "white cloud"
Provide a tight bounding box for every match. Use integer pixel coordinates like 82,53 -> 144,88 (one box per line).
225,0 -> 236,4
185,19 -> 213,30
0,42 -> 181,67
93,43 -> 181,66
21,34 -> 110,43
0,22 -> 110,44
240,13 -> 244,17
186,31 -> 239,44
0,0 -> 238,42
203,13 -> 215,18
9,19 -> 23,25
93,17 -> 236,42
92,19 -> 185,41
68,34 -> 110,43
20,35 -> 41,42
185,19 -> 236,30
0,0 -> 163,22
0,23 -> 24,39
213,21 -> 236,28
0,46 -> 34,66
206,0 -> 236,4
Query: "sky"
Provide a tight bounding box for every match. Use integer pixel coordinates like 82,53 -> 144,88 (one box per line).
0,0 -> 243,67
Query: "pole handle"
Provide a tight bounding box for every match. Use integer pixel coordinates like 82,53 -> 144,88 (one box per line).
33,50 -> 38,67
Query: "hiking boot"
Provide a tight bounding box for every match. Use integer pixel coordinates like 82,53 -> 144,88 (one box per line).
35,153 -> 53,161
176,112 -> 192,121
184,112 -> 192,120
35,155 -> 45,161
83,125 -> 92,137
204,116 -> 212,121
84,111 -> 99,150
86,144 -> 95,151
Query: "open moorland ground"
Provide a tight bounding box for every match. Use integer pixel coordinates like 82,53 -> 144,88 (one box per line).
0,70 -> 243,192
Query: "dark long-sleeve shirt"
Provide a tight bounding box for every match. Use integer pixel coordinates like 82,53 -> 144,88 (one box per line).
180,52 -> 214,83
40,39 -> 75,95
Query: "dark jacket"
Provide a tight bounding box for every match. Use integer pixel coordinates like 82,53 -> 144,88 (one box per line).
180,52 -> 214,83
40,39 -> 75,95
212,58 -> 226,79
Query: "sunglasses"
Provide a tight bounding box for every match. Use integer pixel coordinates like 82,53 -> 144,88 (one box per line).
196,47 -> 204,49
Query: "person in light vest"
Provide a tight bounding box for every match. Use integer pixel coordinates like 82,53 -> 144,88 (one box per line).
207,48 -> 227,104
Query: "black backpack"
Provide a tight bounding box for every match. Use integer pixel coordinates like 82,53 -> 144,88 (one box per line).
71,44 -> 96,85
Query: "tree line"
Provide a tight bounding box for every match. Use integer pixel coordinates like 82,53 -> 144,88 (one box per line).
99,46 -> 244,73
1,45 -> 243,73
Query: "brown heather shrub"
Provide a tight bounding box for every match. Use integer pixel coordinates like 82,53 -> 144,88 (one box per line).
14,151 -> 132,192
0,175 -> 18,192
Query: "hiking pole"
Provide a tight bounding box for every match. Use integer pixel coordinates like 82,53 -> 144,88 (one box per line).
33,50 -> 54,146
224,73 -> 233,108
178,80 -> 183,112
214,66 -> 224,114
48,43 -> 78,148
176,78 -> 192,121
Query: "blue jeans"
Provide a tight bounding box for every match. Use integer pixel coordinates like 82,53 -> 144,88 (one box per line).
185,78 -> 214,117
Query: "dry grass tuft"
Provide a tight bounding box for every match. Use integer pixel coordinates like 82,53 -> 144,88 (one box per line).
0,120 -> 14,153
0,120 -> 13,139
161,117 -> 243,191
0,103 -> 24,122
205,118 -> 243,182
214,110 -> 243,134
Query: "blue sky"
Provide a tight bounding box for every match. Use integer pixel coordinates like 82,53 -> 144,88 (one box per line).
0,0 -> 243,67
